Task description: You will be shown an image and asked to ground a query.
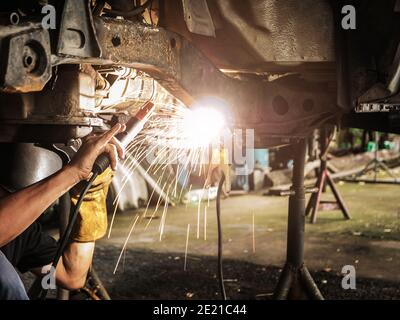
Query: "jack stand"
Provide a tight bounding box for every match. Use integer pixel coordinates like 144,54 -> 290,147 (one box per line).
273,139 -> 324,300
344,132 -> 399,185
305,129 -> 351,224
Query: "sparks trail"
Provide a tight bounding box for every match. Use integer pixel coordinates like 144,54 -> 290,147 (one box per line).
204,206 -> 207,241
252,211 -> 256,253
109,99 -> 225,270
113,214 -> 140,274
184,224 -> 190,271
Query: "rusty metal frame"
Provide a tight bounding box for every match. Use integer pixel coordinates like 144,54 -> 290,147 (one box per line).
0,9 -> 340,143
52,17 -> 340,142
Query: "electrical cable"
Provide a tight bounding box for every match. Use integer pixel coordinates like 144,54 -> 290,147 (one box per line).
216,171 -> 227,300
39,171 -> 99,300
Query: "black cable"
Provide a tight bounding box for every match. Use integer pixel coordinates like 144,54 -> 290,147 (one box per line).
103,0 -> 152,18
216,172 -> 227,300
39,172 -> 99,300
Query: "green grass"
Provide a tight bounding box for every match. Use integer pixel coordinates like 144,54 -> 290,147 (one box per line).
304,182 -> 400,241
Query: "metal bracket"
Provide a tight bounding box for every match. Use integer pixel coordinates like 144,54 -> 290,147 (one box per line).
1,27 -> 52,92
57,0 -> 102,58
182,0 -> 215,37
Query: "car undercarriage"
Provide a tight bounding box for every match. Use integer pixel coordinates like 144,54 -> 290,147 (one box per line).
1,0 -> 400,302
0,0 -> 399,146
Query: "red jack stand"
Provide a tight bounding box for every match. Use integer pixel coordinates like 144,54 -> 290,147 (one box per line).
305,129 -> 351,224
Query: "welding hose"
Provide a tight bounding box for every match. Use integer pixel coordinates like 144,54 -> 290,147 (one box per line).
39,171 -> 99,300
216,172 -> 227,300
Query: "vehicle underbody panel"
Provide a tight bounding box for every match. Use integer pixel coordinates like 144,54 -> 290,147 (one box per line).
0,0 -> 399,145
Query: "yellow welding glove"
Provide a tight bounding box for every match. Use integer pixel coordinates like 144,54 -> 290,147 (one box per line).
70,168 -> 114,242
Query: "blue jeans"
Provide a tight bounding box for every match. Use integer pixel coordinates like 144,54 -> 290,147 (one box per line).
0,251 -> 29,300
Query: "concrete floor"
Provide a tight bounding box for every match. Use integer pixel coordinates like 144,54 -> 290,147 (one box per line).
94,182 -> 400,299
20,181 -> 400,299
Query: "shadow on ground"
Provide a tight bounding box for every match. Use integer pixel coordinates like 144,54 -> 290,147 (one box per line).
93,245 -> 400,300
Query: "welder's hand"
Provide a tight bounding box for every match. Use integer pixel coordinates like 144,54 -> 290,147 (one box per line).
69,124 -> 126,181
71,167 -> 114,242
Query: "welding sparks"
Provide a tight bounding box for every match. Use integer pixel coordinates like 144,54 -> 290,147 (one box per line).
184,224 -> 190,271
180,107 -> 226,148
109,99 -> 227,270
252,212 -> 256,254
204,206 -> 207,241
113,214 -> 140,274
197,200 -> 201,239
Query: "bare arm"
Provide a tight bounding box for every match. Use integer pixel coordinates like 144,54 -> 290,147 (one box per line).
0,176 -> 95,290
0,166 -> 80,247
1,124 -> 125,289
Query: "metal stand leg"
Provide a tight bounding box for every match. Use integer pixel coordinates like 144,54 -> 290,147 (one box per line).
273,139 -> 323,300
344,132 -> 399,184
326,173 -> 351,220
306,159 -> 351,224
305,128 -> 351,224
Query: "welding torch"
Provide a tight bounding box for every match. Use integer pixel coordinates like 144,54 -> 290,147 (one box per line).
39,101 -> 155,299
93,101 -> 156,174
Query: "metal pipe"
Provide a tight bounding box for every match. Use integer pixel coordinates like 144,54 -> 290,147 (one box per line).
273,265 -> 293,300
300,266 -> 324,300
273,139 -> 324,299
